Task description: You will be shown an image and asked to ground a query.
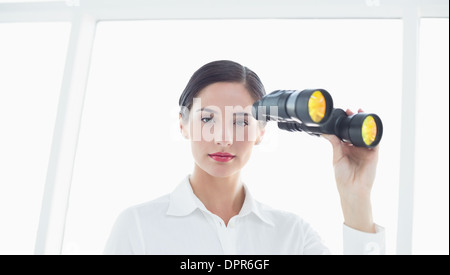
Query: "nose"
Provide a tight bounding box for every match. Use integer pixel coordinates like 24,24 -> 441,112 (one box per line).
214,123 -> 233,147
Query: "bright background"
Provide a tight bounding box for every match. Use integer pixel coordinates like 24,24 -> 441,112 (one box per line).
0,22 -> 71,254
0,16 -> 448,254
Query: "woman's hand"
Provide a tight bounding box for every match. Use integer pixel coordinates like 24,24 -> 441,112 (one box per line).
323,109 -> 379,233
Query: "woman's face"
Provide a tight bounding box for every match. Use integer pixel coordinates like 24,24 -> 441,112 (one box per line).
180,82 -> 265,178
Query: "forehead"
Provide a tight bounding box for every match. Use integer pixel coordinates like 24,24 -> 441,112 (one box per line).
196,82 -> 255,107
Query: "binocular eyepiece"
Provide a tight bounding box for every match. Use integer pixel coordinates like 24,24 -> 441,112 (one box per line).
252,89 -> 383,148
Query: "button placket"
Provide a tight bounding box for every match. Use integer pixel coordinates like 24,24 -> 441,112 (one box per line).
211,216 -> 237,254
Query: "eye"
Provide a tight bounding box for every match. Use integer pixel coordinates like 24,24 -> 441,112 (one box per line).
201,117 -> 214,123
234,120 -> 248,127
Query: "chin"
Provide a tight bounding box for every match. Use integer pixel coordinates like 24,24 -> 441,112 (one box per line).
204,165 -> 240,179
207,169 -> 238,178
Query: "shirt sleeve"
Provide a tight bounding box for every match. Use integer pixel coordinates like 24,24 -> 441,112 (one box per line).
343,223 -> 385,255
103,207 -> 145,255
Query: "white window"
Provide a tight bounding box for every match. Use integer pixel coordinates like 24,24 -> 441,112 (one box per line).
0,22 -> 70,254
413,18 -> 449,255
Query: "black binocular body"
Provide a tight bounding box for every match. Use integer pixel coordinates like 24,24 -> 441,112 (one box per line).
252,89 -> 383,148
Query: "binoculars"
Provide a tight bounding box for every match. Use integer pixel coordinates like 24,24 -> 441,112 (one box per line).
252,89 -> 383,148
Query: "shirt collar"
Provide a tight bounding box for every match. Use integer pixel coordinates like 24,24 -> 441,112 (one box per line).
166,175 -> 274,227
166,175 -> 198,216
239,184 -> 274,226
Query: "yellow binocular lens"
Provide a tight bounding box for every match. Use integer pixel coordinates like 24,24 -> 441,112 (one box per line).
308,91 -> 327,123
362,115 -> 377,146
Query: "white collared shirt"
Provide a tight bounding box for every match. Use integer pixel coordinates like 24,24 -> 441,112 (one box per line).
104,175 -> 385,255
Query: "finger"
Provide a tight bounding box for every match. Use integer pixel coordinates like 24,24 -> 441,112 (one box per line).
346,108 -> 366,116
345,109 -> 355,116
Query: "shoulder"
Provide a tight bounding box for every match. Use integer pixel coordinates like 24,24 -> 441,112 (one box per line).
119,193 -> 171,221
105,194 -> 172,255
107,194 -> 171,240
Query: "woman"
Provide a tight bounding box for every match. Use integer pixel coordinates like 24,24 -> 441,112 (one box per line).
104,60 -> 385,254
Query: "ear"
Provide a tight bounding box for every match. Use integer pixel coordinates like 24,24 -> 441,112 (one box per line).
179,113 -> 190,139
255,127 -> 265,145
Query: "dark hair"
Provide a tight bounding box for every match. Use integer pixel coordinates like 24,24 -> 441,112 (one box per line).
179,60 -> 266,119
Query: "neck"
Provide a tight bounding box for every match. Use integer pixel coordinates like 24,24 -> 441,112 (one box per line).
189,164 -> 245,226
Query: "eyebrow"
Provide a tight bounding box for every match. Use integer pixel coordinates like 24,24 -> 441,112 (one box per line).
233,112 -> 250,116
195,108 -> 250,116
196,107 -> 218,113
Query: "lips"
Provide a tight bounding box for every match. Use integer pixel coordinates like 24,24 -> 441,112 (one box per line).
208,152 -> 236,162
